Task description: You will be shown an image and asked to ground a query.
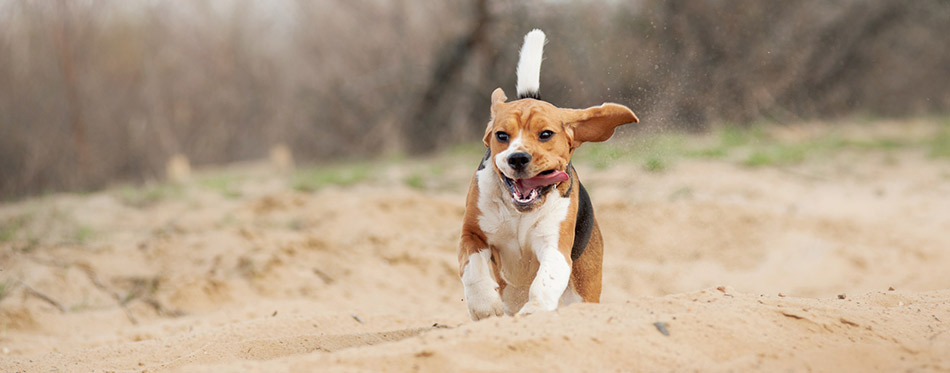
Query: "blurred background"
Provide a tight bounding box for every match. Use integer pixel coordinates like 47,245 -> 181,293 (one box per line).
1,0 -> 948,200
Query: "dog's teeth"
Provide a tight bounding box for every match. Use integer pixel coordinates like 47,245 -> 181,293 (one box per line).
512,187 -> 543,204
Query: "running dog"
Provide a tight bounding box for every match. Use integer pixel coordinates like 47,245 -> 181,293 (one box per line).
458,29 -> 639,320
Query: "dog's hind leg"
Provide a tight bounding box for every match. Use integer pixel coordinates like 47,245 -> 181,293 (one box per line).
569,220 -> 603,303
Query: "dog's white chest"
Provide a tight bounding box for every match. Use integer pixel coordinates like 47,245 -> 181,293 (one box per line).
475,166 -> 569,287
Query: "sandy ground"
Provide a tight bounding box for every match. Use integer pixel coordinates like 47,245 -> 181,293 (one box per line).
2,122 -> 950,372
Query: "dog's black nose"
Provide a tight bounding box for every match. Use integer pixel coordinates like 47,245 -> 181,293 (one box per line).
507,152 -> 531,171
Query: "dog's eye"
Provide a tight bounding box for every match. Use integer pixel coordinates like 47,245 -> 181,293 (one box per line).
539,130 -> 555,142
495,132 -> 510,143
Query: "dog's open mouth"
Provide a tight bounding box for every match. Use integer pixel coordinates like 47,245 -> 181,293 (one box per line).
501,169 -> 569,206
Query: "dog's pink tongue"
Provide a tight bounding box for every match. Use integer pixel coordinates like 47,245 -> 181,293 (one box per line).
515,170 -> 569,193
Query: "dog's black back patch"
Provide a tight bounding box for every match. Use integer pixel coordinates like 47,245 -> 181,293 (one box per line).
571,182 -> 594,261
477,148 -> 490,170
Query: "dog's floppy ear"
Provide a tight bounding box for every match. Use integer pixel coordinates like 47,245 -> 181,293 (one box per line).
490,88 -> 508,119
564,103 -> 638,147
484,88 -> 509,147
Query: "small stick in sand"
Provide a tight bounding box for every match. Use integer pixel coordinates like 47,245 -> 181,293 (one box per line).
19,281 -> 67,313
312,268 -> 335,284
78,265 -> 138,325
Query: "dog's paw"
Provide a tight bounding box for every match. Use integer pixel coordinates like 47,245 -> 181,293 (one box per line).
516,300 -> 556,317
464,284 -> 505,321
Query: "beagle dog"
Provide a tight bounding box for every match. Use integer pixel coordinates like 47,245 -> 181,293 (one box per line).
458,29 -> 639,320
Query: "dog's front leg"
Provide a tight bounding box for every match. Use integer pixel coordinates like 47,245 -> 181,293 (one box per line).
517,247 -> 571,316
461,249 -> 505,320
459,232 -> 505,321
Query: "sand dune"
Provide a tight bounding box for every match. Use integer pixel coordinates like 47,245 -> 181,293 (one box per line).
2,124 -> 949,371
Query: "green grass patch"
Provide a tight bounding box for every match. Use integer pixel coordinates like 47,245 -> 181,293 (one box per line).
447,142 -> 488,158
404,173 -> 426,190
573,123 -> 949,170
0,216 -> 26,242
577,142 -> 631,170
197,174 -> 243,198
719,125 -> 763,147
928,129 -> 950,158
74,225 -> 95,244
116,183 -> 183,208
404,164 -> 448,190
689,146 -> 728,159
293,163 -> 372,192
739,131 -> 928,167
637,133 -> 690,172
689,125 -> 765,159
743,145 -> 808,167
0,279 -> 14,302
0,214 -> 39,251
643,156 -> 668,172
740,135 -> 845,167
837,138 -> 910,151
575,132 -> 689,171
743,151 -> 773,167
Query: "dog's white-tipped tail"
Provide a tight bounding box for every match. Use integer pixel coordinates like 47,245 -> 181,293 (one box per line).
516,29 -> 546,100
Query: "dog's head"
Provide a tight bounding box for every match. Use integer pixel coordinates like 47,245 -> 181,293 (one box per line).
483,88 -> 638,212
